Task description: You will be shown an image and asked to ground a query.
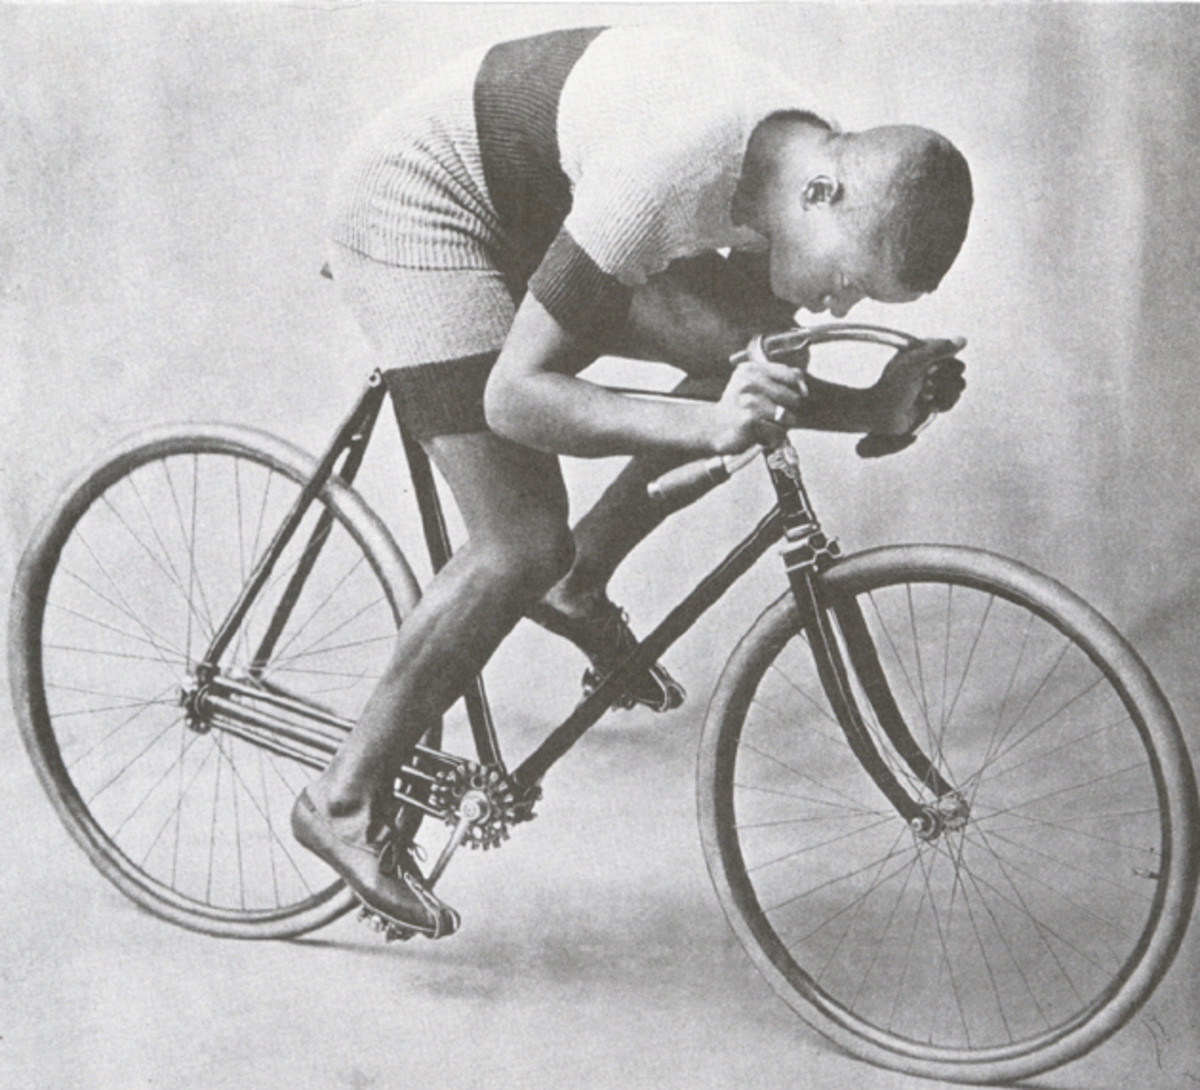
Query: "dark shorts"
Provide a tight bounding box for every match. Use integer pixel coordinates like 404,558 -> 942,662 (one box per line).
381,353 -> 497,440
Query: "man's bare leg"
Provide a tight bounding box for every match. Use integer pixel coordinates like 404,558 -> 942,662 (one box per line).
296,430 -> 573,932
539,375 -> 724,622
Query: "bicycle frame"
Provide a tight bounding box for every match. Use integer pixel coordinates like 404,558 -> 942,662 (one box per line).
19,306 -> 1194,1079
193,336 -> 951,847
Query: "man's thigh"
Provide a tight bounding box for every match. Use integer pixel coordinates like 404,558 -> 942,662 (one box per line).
422,430 -> 569,544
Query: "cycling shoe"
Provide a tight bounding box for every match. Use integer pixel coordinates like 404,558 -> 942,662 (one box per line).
529,597 -> 685,713
291,790 -> 459,939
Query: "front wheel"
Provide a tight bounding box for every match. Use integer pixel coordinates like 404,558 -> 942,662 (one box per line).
698,545 -> 1198,1084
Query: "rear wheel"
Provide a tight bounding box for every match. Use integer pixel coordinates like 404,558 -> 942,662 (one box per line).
699,545 -> 1198,1083
10,425 -> 421,939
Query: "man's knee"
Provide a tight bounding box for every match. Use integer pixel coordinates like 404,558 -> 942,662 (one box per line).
475,517 -> 575,600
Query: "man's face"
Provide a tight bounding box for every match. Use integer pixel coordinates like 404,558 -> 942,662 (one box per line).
765,177 -> 923,318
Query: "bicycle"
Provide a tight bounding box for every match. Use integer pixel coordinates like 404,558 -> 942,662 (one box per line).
9,322 -> 1198,1084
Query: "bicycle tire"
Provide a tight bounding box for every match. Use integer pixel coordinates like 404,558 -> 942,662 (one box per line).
10,424 -> 422,939
698,545 -> 1198,1084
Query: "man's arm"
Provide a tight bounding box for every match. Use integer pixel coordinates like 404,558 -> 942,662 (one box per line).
483,293 -> 806,458
799,343 -> 967,436
484,252 -> 965,458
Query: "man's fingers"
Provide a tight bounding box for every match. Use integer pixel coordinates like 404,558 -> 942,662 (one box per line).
920,365 -> 967,410
731,360 -> 808,411
931,357 -> 966,379
757,359 -> 809,392
757,375 -> 807,412
909,338 -> 959,359
929,377 -> 966,411
898,337 -> 967,369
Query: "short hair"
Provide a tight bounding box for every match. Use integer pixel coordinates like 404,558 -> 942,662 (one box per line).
885,135 -> 973,293
766,108 -> 834,133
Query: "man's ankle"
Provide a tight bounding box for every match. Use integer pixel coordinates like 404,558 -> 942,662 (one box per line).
305,778 -> 376,836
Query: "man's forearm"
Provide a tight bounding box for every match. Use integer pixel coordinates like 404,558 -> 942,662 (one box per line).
486,370 -> 719,458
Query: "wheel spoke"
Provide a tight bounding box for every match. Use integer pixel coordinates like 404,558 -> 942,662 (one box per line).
748,814 -> 896,876
59,562 -> 187,673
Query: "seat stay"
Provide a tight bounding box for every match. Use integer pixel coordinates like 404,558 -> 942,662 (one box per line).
248,375 -> 387,676
201,373 -> 388,672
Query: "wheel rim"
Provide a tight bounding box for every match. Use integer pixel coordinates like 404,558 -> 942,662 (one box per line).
22,437 -> 405,932
705,552 -> 1192,1078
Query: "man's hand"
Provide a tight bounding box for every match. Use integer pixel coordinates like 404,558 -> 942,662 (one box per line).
707,354 -> 809,453
868,338 -> 967,436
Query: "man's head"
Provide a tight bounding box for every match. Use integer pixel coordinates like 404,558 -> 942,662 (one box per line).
735,117 -> 972,316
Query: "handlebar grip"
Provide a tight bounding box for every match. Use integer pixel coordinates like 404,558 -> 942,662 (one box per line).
647,456 -> 733,511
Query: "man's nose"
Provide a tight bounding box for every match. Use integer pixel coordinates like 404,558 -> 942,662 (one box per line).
830,289 -> 864,319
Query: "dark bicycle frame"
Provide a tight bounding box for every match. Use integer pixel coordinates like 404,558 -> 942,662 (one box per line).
196,334 -> 955,839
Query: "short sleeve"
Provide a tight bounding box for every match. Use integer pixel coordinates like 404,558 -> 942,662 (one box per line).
527,229 -> 633,343
526,159 -> 687,342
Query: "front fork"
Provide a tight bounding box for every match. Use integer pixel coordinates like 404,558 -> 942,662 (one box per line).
767,443 -> 960,838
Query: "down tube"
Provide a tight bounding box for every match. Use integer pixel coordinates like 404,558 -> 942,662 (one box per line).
513,506 -> 786,790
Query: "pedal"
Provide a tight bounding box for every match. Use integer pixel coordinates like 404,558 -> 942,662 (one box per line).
356,903 -> 427,942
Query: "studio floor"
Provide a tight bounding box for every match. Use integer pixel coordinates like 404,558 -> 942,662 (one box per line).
3,607 -> 1197,1090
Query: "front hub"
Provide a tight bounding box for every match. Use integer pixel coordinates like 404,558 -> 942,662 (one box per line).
911,792 -> 970,842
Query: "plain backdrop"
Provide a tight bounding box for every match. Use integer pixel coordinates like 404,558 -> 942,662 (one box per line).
1,5 -> 1198,1089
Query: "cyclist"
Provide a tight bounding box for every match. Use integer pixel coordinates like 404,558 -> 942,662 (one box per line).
292,25 -> 971,938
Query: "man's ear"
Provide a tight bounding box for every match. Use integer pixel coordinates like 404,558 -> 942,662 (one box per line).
802,174 -> 843,208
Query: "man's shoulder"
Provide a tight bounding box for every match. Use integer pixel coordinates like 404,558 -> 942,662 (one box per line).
562,25 -> 799,122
